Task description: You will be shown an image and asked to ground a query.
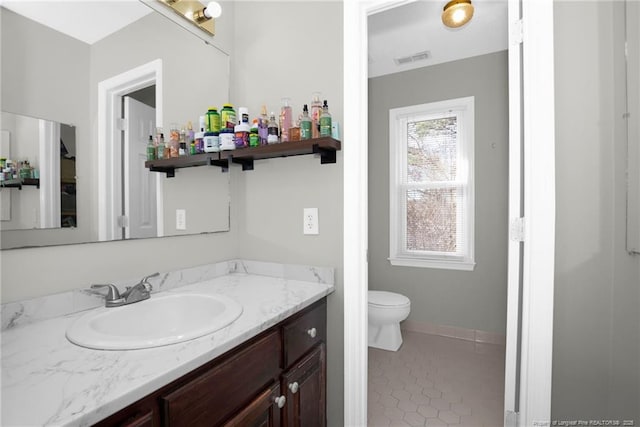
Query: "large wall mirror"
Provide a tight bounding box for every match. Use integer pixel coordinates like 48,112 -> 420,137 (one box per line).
1,1 -> 231,249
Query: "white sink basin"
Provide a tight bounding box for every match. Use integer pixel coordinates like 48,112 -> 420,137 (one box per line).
66,293 -> 243,350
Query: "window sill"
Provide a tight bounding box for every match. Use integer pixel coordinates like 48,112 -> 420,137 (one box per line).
388,257 -> 476,271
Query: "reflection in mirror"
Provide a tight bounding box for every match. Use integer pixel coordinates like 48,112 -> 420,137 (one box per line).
0,1 -> 231,250
0,112 -> 77,231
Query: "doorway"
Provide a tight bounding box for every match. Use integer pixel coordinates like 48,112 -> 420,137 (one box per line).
123,86 -> 157,239
367,2 -> 508,425
342,1 -> 556,426
97,59 -> 163,242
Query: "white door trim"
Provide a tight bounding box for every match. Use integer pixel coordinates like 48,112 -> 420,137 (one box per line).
39,119 -> 61,229
344,1 -> 556,426
343,1 -> 373,425
504,0 -> 524,424
519,1 -> 555,424
97,59 -> 163,241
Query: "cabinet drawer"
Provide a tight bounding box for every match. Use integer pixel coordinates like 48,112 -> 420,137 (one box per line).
161,330 -> 281,427
282,301 -> 326,367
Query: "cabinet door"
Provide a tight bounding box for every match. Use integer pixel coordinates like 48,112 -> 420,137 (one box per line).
161,330 -> 281,427
93,402 -> 159,427
281,344 -> 326,427
223,382 -> 283,427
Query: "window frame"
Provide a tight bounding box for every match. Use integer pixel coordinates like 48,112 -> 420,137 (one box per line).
388,96 -> 475,271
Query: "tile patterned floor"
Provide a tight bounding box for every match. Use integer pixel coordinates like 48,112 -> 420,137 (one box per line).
368,331 -> 505,427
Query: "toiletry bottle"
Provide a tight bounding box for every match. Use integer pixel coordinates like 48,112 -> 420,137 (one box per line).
290,115 -> 301,142
279,97 -> 292,142
206,107 -> 221,133
221,104 -> 236,131
169,124 -> 180,158
195,129 -> 205,154
220,128 -> 235,150
310,92 -> 322,138
258,105 -> 269,145
320,100 -> 332,137
146,135 -> 156,160
157,133 -> 165,159
250,119 -> 259,147
300,104 -> 312,140
267,111 -> 279,144
179,128 -> 187,156
186,121 -> 195,155
234,108 -> 250,148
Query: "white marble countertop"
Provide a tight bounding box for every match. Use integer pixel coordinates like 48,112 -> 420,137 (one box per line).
1,270 -> 334,426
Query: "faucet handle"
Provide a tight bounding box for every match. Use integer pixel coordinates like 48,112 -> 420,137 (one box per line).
140,272 -> 159,291
91,284 -> 125,307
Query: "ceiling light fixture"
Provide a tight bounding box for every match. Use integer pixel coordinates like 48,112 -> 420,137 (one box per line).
441,0 -> 474,28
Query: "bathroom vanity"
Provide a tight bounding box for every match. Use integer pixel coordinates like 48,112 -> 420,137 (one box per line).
0,260 -> 334,426
96,299 -> 326,427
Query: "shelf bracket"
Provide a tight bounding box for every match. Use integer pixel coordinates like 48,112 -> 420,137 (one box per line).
312,144 -> 337,164
229,156 -> 254,171
209,158 -> 229,173
150,167 -> 176,178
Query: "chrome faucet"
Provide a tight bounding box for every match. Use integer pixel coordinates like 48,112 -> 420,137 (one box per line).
91,272 -> 159,307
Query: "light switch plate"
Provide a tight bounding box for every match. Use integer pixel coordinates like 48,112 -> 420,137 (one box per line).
303,208 -> 319,235
176,209 -> 186,230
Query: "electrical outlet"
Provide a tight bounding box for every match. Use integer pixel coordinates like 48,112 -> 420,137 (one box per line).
176,209 -> 186,230
303,208 -> 319,235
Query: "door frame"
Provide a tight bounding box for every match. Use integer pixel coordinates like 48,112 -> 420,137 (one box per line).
97,59 -> 164,241
343,1 -> 556,426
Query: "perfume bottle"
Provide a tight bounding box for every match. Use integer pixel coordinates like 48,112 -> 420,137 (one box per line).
267,111 -> 279,144
310,92 -> 322,138
279,97 -> 292,142
258,105 -> 269,145
320,100 -> 332,137
300,104 -> 312,140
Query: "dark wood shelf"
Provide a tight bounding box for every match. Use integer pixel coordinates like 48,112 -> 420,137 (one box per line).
145,153 -> 219,178
221,137 -> 341,171
0,178 -> 40,190
145,137 -> 341,176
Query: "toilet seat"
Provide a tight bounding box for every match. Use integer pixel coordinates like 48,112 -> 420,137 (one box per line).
368,290 -> 410,308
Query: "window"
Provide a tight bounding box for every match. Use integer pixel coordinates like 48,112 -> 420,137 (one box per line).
389,97 -> 475,270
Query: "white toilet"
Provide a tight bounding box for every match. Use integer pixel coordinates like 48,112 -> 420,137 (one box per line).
368,290 -> 411,351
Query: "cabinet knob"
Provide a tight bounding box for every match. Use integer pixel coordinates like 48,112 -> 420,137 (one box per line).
288,382 -> 299,394
307,327 -> 317,338
274,395 -> 286,409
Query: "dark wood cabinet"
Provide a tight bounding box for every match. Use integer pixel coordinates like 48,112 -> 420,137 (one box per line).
93,299 -> 327,427
281,344 -> 326,427
223,382 -> 282,427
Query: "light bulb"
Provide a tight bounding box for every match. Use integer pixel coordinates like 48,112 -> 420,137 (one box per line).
451,8 -> 467,24
204,1 -> 222,19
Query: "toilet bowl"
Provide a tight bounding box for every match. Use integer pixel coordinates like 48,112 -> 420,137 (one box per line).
368,290 -> 411,351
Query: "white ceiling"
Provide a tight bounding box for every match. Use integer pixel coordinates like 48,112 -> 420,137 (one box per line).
1,0 -> 152,45
368,0 -> 508,78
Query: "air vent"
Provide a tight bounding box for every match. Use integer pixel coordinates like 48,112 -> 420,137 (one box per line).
394,51 -> 431,66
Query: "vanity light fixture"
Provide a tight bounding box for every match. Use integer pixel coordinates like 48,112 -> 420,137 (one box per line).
158,0 -> 221,36
192,1 -> 222,24
441,0 -> 474,28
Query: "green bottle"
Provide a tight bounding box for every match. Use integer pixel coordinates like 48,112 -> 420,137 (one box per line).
146,135 -> 156,160
300,104 -> 312,140
206,107 -> 221,133
319,100 -> 332,137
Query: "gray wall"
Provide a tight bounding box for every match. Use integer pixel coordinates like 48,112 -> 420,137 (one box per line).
0,5 -> 239,302
552,1 -> 640,420
368,51 -> 509,335
229,2 -> 344,424
1,7 -> 92,247
89,11 -> 231,238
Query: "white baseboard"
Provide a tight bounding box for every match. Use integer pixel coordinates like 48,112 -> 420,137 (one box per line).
401,320 -> 506,346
